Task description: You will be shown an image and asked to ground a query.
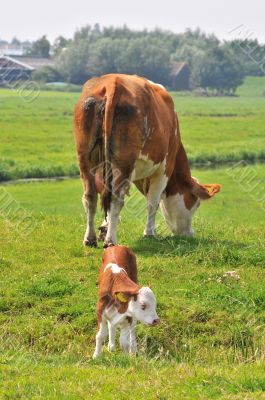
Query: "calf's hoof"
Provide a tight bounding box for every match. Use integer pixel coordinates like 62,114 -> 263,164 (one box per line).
83,239 -> 98,248
98,226 -> 107,241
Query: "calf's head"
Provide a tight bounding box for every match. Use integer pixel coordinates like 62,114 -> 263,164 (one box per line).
116,286 -> 159,326
160,179 -> 221,236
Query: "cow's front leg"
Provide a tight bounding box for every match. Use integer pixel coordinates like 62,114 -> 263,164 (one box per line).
83,192 -> 98,247
144,170 -> 168,237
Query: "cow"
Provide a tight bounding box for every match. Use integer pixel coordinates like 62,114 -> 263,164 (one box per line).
93,245 -> 159,358
74,74 -> 221,248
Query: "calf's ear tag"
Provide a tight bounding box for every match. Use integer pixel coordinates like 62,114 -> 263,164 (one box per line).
116,292 -> 128,303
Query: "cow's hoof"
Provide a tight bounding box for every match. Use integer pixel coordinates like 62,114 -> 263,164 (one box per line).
83,239 -> 98,248
98,226 -> 107,241
103,242 -> 115,249
143,233 -> 155,238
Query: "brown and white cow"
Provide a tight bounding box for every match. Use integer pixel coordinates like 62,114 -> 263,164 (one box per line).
74,74 -> 221,247
93,245 -> 159,358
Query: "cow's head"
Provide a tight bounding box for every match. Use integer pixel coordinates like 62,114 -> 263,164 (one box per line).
160,179 -> 221,236
123,286 -> 159,326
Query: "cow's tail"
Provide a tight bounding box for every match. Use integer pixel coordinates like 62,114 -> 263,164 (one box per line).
101,78 -> 121,217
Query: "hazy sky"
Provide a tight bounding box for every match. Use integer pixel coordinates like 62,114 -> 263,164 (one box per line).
1,0 -> 264,43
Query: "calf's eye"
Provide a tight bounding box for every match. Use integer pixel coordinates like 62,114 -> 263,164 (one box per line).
141,304 -> 146,310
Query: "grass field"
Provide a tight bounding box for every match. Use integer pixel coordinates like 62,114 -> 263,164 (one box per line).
0,77 -> 265,399
0,76 -> 265,181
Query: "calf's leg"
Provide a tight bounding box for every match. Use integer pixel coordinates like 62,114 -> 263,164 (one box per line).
119,326 -> 130,353
108,321 -> 116,352
93,318 -> 108,359
129,321 -> 137,354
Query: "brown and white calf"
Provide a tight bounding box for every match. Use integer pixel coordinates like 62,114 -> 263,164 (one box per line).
93,245 -> 159,358
74,74 -> 221,247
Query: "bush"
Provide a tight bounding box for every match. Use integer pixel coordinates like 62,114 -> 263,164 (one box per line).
32,66 -> 62,83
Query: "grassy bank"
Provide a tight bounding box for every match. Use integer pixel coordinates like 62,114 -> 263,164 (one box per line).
1,76 -> 265,181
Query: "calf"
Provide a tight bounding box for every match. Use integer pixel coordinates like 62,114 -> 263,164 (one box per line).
93,245 -> 159,358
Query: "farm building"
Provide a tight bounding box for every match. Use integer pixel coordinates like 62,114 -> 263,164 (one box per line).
0,55 -> 54,85
170,61 -> 190,90
0,56 -> 34,85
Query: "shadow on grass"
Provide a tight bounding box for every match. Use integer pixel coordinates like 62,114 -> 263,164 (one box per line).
132,234 -> 248,258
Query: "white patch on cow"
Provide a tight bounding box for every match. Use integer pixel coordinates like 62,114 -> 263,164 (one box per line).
131,152 -> 162,181
147,79 -> 165,90
160,193 -> 199,236
104,263 -> 127,275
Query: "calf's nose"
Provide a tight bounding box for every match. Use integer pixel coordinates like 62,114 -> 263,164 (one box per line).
152,318 -> 160,326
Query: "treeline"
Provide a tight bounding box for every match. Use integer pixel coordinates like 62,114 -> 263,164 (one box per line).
31,25 -> 264,94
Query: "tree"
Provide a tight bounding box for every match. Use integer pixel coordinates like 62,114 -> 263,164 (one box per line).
53,36 -> 71,56
55,39 -> 91,84
89,36 -> 171,85
191,46 -> 245,95
31,36 -> 50,58
223,40 -> 265,77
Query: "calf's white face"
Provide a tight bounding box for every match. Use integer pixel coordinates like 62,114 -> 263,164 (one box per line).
128,287 -> 159,326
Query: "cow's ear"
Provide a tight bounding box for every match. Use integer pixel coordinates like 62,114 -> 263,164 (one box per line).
191,182 -> 221,200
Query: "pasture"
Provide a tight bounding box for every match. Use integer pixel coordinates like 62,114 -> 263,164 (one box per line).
0,77 -> 265,399
0,76 -> 265,181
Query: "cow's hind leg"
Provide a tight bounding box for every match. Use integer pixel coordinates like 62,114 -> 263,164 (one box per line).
83,191 -> 98,247
104,177 -> 130,248
98,215 -> 109,242
79,154 -> 98,247
144,166 -> 168,237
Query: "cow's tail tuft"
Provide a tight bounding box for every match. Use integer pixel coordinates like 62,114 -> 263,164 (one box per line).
101,78 -> 121,217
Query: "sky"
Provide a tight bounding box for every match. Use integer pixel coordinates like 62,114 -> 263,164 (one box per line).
0,0 -> 264,44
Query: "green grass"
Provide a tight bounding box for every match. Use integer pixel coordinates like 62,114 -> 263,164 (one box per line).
0,76 -> 265,181
236,76 -> 265,97
0,164 -> 265,398
0,76 -> 265,398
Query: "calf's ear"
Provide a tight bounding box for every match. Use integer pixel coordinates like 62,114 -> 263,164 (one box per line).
191,182 -> 221,200
115,288 -> 139,303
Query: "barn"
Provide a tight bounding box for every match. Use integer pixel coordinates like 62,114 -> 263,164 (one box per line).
170,61 -> 190,91
0,55 -> 34,85
0,55 -> 54,86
